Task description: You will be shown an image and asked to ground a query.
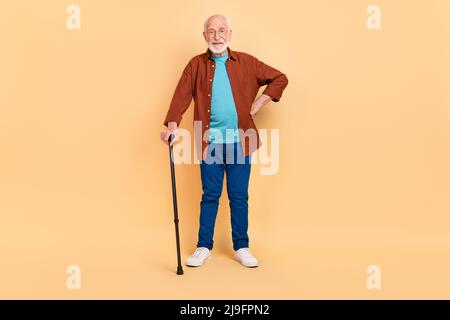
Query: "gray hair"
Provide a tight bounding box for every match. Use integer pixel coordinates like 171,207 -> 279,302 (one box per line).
203,14 -> 232,32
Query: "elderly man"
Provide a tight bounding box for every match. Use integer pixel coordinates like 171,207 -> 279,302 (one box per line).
160,14 -> 288,268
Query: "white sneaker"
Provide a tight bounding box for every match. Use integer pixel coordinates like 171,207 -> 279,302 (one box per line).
186,247 -> 212,267
234,248 -> 259,268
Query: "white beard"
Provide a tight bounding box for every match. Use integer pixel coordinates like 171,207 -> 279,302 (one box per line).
208,42 -> 228,54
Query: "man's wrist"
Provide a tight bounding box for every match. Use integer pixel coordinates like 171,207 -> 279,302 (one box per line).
261,94 -> 272,103
167,121 -> 178,131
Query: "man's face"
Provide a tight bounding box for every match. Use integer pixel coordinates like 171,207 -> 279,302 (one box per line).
203,17 -> 231,54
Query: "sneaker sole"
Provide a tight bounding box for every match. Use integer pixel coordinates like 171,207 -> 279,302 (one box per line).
233,256 -> 259,268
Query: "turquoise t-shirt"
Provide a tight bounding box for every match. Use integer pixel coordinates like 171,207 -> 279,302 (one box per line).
209,53 -> 240,143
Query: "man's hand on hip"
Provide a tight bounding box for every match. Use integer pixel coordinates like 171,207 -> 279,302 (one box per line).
250,94 -> 272,117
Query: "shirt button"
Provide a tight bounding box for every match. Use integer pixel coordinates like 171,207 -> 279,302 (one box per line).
209,79 -> 212,82
207,109 -> 210,113
206,124 -> 209,128
212,65 -> 215,68
208,94 -> 211,97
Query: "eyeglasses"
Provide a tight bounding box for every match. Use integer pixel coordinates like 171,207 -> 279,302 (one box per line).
206,28 -> 230,37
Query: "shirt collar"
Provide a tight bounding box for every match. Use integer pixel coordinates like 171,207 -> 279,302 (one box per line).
203,47 -> 237,62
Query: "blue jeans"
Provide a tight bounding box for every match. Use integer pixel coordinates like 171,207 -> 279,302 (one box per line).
197,142 -> 252,251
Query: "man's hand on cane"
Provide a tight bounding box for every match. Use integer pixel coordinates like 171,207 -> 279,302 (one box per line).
160,121 -> 179,146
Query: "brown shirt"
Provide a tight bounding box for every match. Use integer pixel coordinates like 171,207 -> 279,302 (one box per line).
163,47 -> 288,161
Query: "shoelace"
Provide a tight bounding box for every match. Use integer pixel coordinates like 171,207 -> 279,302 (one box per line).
193,248 -> 208,257
237,249 -> 254,258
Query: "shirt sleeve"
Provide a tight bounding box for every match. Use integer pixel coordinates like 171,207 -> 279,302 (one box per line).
163,60 -> 194,127
254,58 -> 288,102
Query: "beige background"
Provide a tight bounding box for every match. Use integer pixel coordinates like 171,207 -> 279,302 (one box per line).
1,0 -> 449,299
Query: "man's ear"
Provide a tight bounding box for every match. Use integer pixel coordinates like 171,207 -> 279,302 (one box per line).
202,32 -> 207,42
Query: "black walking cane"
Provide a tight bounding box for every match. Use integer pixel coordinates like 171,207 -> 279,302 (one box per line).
168,133 -> 184,275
